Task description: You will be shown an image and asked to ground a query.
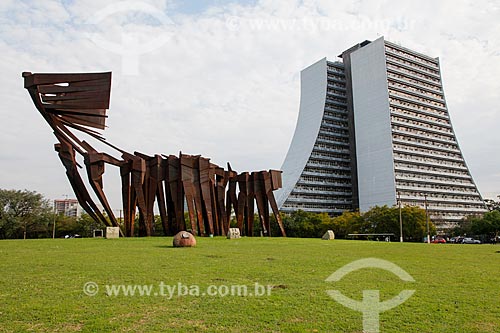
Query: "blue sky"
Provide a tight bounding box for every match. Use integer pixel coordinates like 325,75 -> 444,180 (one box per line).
0,0 -> 499,210
168,0 -> 257,15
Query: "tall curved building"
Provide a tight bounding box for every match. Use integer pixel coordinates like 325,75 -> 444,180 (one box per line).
276,37 -> 486,230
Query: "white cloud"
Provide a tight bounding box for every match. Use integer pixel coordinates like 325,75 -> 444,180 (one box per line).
0,0 -> 499,210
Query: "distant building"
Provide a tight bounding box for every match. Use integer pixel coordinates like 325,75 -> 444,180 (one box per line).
54,198 -> 82,218
276,36 -> 486,231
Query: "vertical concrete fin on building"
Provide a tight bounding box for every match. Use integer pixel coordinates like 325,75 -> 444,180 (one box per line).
349,36 -> 397,211
341,42 -> 365,211
276,58 -> 328,208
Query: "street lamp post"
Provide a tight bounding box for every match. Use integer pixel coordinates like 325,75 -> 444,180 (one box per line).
424,193 -> 430,244
398,191 -> 403,243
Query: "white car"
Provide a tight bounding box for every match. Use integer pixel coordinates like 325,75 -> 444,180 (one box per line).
462,237 -> 481,244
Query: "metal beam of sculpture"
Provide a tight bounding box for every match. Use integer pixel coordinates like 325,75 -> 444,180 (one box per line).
23,71 -> 286,237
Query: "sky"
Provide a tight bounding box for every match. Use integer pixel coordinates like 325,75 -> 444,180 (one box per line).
0,0 -> 499,213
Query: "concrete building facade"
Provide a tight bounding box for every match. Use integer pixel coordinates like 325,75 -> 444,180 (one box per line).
276,37 -> 486,230
54,198 -> 82,218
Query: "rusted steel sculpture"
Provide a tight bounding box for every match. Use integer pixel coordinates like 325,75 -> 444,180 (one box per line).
23,71 -> 286,237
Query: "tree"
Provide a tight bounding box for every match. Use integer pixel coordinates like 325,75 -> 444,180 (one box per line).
400,205 -> 436,241
76,213 -> 106,237
482,211 -> 500,235
329,211 -> 366,238
364,205 -> 398,235
458,211 -> 500,241
280,210 -> 329,238
0,189 -> 53,239
55,215 -> 79,237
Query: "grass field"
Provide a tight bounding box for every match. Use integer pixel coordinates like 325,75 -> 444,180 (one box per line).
0,237 -> 499,332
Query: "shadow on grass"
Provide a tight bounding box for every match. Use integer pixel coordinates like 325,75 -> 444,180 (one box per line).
154,245 -> 175,249
154,245 -> 199,249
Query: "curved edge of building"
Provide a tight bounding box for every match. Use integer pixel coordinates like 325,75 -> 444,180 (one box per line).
275,58 -> 328,208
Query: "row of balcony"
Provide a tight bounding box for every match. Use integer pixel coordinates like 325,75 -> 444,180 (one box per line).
388,82 -> 444,104
322,118 -> 348,128
389,90 -> 447,111
398,192 -> 483,204
309,150 -> 351,164
298,177 -> 352,186
327,66 -> 345,75
390,106 -> 451,128
323,110 -> 348,119
314,138 -> 350,150
396,186 -> 479,198
391,136 -> 459,155
327,75 -> 346,84
387,71 -> 442,95
319,126 -> 350,139
301,170 -> 351,181
305,160 -> 352,174
395,174 -> 474,189
281,204 -> 350,214
326,96 -> 347,106
394,151 -> 466,167
386,62 -> 441,85
292,187 -> 352,196
322,116 -> 348,126
384,44 -> 439,68
291,187 -> 352,196
386,67 -> 442,92
301,172 -> 351,181
305,153 -> 350,164
396,183 -> 478,196
310,151 -> 351,170
324,104 -> 348,114
387,75 -> 443,96
285,196 -> 352,205
327,82 -> 346,91
391,117 -> 454,138
394,163 -> 471,179
386,54 -> 440,78
316,134 -> 349,145
392,126 -> 457,146
314,144 -> 350,155
418,205 -> 486,213
393,155 -> 468,172
390,97 -> 448,119
393,144 -> 463,163
327,90 -> 347,98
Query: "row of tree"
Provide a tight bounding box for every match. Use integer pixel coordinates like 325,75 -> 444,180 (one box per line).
453,210 -> 500,241
447,195 -> 500,241
0,189 -> 105,239
270,205 -> 436,241
4,188 -> 499,240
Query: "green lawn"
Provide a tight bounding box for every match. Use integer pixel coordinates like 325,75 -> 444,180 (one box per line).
0,237 -> 499,332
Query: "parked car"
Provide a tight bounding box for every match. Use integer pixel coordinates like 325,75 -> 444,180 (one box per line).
462,237 -> 481,244
431,237 -> 446,244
